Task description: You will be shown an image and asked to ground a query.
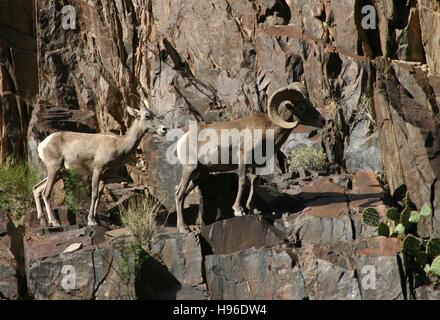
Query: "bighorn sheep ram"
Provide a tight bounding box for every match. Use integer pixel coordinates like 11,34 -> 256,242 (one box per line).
175,82 -> 325,233
34,99 -> 167,227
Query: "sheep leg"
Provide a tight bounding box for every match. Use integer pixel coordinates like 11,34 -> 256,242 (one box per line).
175,165 -> 197,233
93,180 -> 104,219
42,169 -> 61,227
246,173 -> 257,213
33,177 -> 48,221
232,164 -> 246,216
87,169 -> 102,226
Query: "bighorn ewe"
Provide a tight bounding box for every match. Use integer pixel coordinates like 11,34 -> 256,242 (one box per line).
175,82 -> 325,233
34,99 -> 167,227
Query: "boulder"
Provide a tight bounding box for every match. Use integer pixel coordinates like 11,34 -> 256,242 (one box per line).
0,234 -> 19,300
149,231 -> 204,287
201,215 -> 284,255
414,284 -> 440,300
205,245 -> 306,300
355,237 -> 405,300
0,210 -> 8,236
419,2 -> 440,74
347,170 -> 384,210
396,7 -> 425,63
274,176 -> 353,244
298,242 -> 361,300
344,119 -> 381,173
0,0 -> 37,163
25,227 -> 146,300
275,211 -> 353,245
374,60 -> 440,237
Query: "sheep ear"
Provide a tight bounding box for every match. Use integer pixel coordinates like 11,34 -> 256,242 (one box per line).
127,107 -> 140,118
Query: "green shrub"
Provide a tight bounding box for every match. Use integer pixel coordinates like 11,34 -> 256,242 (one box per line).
120,195 -> 161,249
63,169 -> 90,213
288,145 -> 328,173
0,159 -> 40,215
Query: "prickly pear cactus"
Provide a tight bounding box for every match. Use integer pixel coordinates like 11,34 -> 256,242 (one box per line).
426,238 -> 440,258
395,223 -> 405,235
362,208 -> 380,227
401,207 -> 412,228
402,192 -> 411,208
427,256 -> 440,277
378,223 -> 390,237
403,235 -> 428,265
403,235 -> 421,256
409,204 -> 431,224
386,207 -> 400,223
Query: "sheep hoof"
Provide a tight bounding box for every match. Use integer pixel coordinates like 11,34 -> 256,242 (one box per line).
87,219 -> 97,226
233,207 -> 246,217
178,224 -> 190,233
50,220 -> 61,228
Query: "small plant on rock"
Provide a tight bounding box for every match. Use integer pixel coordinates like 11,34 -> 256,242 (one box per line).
63,169 -> 90,214
0,158 -> 40,215
288,145 -> 328,173
119,194 -> 161,249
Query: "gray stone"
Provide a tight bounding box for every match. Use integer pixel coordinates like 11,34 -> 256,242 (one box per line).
344,119 -> 381,173
150,231 -> 204,287
355,237 -> 405,300
25,227 -> 143,300
205,245 -> 306,300
201,215 -> 284,255
414,285 -> 440,300
298,242 -> 361,300
419,3 -> 440,74
275,212 -> 353,245
0,235 -> 18,300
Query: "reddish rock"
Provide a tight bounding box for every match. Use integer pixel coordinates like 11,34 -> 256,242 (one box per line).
348,170 -> 384,210
355,237 -> 402,257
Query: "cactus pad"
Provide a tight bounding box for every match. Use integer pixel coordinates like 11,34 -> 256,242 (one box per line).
403,235 -> 422,256
401,207 -> 412,228
378,223 -> 390,237
419,203 -> 432,217
426,238 -> 440,258
386,207 -> 400,223
362,208 -> 380,227
409,210 -> 422,224
395,223 -> 405,235
428,256 -> 440,277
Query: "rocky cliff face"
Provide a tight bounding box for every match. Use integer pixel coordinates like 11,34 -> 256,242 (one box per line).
1,0 -> 440,300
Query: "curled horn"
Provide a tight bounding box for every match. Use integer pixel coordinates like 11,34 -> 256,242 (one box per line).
267,82 -> 307,129
141,98 -> 150,111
